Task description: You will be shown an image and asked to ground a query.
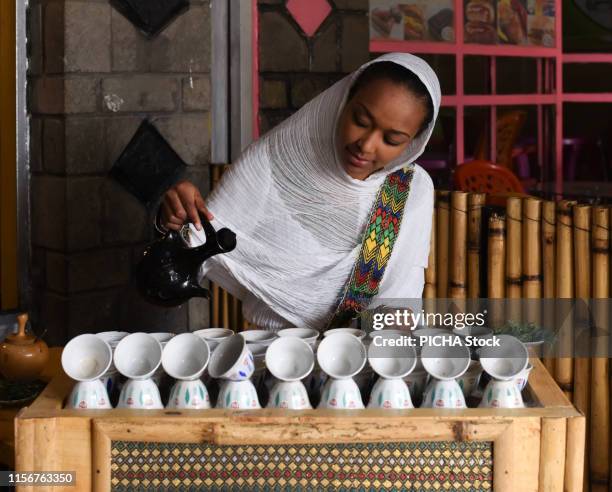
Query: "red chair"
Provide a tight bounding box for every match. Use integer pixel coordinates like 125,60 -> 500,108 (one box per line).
454,160 -> 525,194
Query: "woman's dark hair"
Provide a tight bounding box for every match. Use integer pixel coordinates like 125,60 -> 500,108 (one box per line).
348,61 -> 434,138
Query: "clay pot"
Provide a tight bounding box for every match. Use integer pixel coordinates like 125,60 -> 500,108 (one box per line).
0,313 -> 49,382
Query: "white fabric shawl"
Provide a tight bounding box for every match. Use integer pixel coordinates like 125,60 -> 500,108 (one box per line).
188,53 -> 441,330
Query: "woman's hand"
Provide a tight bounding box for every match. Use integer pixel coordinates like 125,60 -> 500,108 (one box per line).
160,180 -> 214,231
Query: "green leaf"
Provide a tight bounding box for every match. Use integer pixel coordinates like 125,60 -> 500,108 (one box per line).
275,392 -> 280,407
225,390 -> 231,407
185,388 -> 190,404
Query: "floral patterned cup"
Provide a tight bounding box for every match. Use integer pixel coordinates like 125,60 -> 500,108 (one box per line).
62,334 -> 113,410
208,335 -> 255,381
162,333 -> 211,409
216,380 -> 261,409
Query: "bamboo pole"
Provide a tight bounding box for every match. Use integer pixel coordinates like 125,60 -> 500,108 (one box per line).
505,198 -> 522,325
590,207 -> 609,490
522,198 -> 542,339
424,208 -> 437,299
556,200 -> 576,400
542,201 -> 556,375
573,205 -> 591,490
449,192 -> 468,300
488,214 -> 506,329
565,416 -> 587,492
436,191 -> 450,298
467,193 -> 486,299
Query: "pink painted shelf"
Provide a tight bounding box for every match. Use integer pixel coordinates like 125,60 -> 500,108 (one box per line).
369,0 -> 612,194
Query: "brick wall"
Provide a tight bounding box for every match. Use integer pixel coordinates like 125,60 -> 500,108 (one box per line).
28,0 -> 212,344
258,0 -> 369,134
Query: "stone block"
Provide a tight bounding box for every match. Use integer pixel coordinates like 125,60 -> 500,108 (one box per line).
42,118 -> 65,174
312,19 -> 338,73
153,114 -> 211,165
63,2 -> 111,73
66,177 -> 103,251
30,247 -> 46,291
290,76 -> 331,108
28,3 -> 43,75
341,14 -> 369,72
65,117 -> 107,174
40,292 -> 68,346
333,0 -> 369,10
258,110 -> 291,135
102,76 -> 178,113
101,179 -> 149,245
150,5 -> 211,73
66,290 -> 121,339
30,118 -> 43,173
111,7 -> 149,72
259,12 -> 308,72
260,79 -> 287,109
64,77 -> 98,114
181,165 -> 211,197
44,2 -> 64,74
65,248 -> 131,293
45,251 -> 67,294
31,175 -> 66,250
182,76 -> 210,111
31,78 -> 63,114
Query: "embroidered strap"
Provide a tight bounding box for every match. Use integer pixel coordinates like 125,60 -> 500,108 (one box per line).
326,166 -> 415,329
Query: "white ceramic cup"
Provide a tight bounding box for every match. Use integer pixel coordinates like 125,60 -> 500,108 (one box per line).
420,343 -> 471,381
478,334 -> 529,381
368,338 -> 417,379
114,333 -> 163,380
162,333 -> 210,380
208,334 -> 255,381
63,334 -> 113,410
216,380 -> 261,409
316,333 -> 366,379
266,337 -> 314,382
117,378 -> 163,409
62,334 -> 113,382
368,377 -> 413,409
479,379 -> 525,408
267,381 -> 311,409
514,362 -> 533,392
193,328 -> 234,352
421,378 -> 467,409
324,328 -> 366,340
239,330 -> 277,346
277,328 -> 319,347
318,377 -> 364,409
167,379 -> 211,409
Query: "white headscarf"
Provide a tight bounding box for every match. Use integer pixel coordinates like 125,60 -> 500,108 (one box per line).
190,53 -> 441,329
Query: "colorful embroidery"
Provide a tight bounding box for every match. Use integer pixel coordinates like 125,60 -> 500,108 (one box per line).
327,166 -> 415,329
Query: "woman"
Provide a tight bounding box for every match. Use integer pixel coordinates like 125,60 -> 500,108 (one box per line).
159,53 -> 440,331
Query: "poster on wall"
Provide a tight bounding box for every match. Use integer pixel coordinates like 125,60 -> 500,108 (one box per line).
464,0 -> 497,44
527,0 -> 556,47
497,0 -> 528,44
369,0 -> 455,42
463,0 -> 553,45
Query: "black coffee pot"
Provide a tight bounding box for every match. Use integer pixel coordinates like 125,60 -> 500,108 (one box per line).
135,213 -> 236,307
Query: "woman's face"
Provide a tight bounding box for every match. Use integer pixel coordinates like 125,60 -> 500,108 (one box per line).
337,77 -> 428,180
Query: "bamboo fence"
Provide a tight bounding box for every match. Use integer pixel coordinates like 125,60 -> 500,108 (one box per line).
423,191 -> 611,492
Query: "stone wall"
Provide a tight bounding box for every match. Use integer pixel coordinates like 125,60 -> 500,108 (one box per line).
258,0 -> 369,134
28,0 -> 212,344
